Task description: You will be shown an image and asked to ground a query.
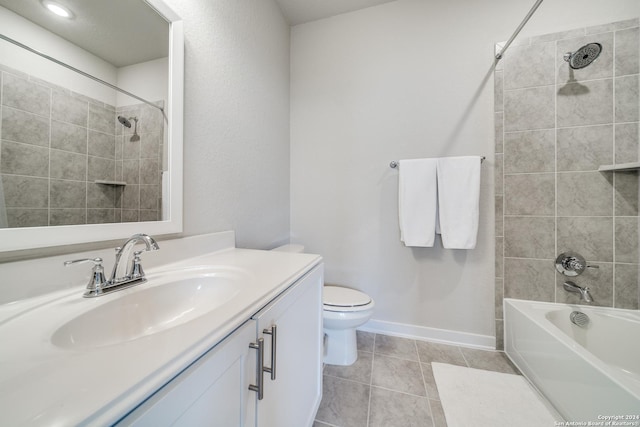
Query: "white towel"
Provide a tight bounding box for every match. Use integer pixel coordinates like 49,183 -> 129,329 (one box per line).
398,159 -> 438,247
436,156 -> 482,249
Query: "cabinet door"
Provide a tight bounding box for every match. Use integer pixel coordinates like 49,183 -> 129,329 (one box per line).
254,264 -> 323,427
119,320 -> 258,427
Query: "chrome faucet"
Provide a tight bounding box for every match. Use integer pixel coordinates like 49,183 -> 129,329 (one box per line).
563,281 -> 593,303
110,233 -> 160,285
65,233 -> 159,298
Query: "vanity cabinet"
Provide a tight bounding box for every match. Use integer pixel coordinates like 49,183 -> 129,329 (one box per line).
118,264 -> 323,427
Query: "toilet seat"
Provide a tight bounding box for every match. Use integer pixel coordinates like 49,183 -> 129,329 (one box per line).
323,286 -> 373,312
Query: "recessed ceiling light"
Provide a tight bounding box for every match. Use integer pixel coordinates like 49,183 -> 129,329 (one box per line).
41,0 -> 74,19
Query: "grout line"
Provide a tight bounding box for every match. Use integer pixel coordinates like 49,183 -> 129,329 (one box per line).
369,384 -> 430,400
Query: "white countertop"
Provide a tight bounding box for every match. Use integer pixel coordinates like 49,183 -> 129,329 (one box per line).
0,245 -> 321,426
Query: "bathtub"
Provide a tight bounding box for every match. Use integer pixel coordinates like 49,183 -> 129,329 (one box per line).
504,298 -> 640,422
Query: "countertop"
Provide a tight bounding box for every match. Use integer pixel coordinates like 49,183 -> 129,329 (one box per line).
0,246 -> 321,426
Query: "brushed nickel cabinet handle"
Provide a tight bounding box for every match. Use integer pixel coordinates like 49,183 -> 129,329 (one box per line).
249,338 -> 265,400
263,325 -> 277,381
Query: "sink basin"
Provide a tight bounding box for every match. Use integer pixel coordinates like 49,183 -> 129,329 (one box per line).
51,268 -> 246,349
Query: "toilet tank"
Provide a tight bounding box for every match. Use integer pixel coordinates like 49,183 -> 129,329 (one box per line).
271,244 -> 305,253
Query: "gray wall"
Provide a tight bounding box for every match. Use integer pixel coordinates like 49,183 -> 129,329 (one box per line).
495,19 -> 640,348
165,0 -> 291,250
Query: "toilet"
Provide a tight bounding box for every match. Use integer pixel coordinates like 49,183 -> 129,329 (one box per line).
271,244 -> 375,366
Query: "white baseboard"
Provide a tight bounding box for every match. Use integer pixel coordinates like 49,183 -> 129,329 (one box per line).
358,319 -> 496,350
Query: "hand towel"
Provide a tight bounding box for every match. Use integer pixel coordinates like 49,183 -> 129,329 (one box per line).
398,159 -> 438,247
436,156 -> 482,249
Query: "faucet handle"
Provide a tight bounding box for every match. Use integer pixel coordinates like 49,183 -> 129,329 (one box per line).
64,258 -> 108,296
129,250 -> 146,280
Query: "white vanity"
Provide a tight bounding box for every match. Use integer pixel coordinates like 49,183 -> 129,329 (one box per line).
0,232 -> 324,426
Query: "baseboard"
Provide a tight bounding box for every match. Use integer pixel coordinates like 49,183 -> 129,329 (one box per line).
358,319 -> 496,350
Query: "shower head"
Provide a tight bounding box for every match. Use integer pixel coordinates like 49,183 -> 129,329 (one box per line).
563,42 -> 602,69
118,115 -> 132,128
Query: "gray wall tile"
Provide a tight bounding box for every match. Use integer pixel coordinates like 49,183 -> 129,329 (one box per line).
494,70 -> 503,112
2,73 -> 50,117
505,216 -> 555,259
123,139 -> 141,160
504,42 -> 555,90
122,184 -> 140,210
615,75 -> 639,123
140,158 -> 159,185
87,209 -> 116,224
1,174 -> 48,208
504,86 -> 555,131
87,183 -> 116,209
615,263 -> 639,309
52,90 -> 88,127
557,216 -> 614,262
123,159 -> 139,184
615,172 -> 639,216
1,107 -> 49,147
495,154 -> 503,195
495,278 -> 504,320
615,122 -> 639,163
50,149 -> 87,181
504,173 -> 555,215
121,209 -> 139,222
1,141 -> 49,177
615,27 -> 639,76
140,133 -> 162,158
88,156 -> 115,182
504,130 -> 554,173
6,208 -> 48,228
495,112 -> 504,153
615,217 -> 639,263
557,125 -> 613,171
557,172 -> 613,216
50,209 -> 86,226
89,103 -> 115,134
51,120 -> 87,154
140,185 -> 158,209
557,79 -> 613,128
88,131 -> 116,159
496,237 -> 503,277
504,258 -> 555,302
495,196 -> 503,237
50,180 -> 86,209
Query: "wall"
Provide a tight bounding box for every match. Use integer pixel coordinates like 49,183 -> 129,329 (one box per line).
116,58 -> 168,108
164,0 -> 291,249
290,0 -> 640,346
495,19 -> 639,348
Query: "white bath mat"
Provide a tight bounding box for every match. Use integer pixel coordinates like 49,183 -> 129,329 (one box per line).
432,363 -> 559,427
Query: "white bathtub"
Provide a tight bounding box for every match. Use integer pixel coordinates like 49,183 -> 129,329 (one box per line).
504,298 -> 640,422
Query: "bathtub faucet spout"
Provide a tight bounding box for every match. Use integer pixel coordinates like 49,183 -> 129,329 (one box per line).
563,281 -> 593,303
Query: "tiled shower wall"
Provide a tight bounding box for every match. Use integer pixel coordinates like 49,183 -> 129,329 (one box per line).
0,64 -> 163,227
495,19 -> 640,349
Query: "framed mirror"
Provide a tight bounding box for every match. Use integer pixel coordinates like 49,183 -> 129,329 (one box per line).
0,0 -> 183,252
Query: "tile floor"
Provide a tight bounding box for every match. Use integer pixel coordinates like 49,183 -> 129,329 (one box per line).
313,331 -> 520,427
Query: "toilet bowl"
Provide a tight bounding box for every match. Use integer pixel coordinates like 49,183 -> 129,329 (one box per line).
270,244 -> 375,366
323,285 -> 375,366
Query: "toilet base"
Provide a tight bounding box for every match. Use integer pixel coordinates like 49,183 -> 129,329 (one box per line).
323,327 -> 358,366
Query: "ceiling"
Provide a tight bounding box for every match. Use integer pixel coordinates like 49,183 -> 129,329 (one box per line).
275,0 -> 397,26
0,0 -> 397,67
0,0 -> 169,67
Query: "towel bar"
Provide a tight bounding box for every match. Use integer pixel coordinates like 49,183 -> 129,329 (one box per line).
389,156 -> 486,169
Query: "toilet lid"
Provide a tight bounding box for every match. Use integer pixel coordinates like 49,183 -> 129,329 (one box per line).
323,286 -> 372,308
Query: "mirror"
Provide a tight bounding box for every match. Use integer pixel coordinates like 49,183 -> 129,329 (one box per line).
0,0 -> 183,251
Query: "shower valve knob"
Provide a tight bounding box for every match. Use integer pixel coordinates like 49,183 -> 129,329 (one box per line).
555,252 -> 595,277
